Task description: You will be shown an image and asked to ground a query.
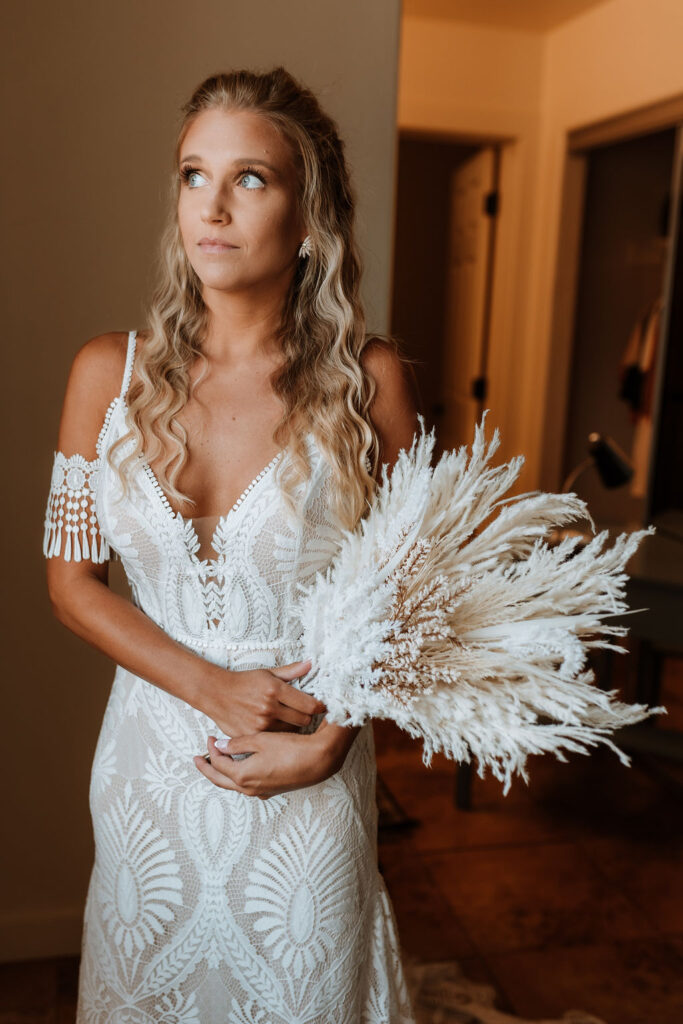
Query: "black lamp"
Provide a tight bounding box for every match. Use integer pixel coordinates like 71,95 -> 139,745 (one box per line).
562,432 -> 634,493
546,433 -> 635,547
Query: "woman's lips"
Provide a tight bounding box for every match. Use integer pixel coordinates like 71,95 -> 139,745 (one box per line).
198,240 -> 239,254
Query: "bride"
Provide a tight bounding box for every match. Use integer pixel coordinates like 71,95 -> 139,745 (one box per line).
45,66 -> 419,1022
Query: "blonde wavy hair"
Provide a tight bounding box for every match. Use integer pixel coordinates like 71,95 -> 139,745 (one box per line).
109,66 -> 413,531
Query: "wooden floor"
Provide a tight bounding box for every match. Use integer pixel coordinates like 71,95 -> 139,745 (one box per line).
374,653 -> 683,1024
2,657 -> 682,1024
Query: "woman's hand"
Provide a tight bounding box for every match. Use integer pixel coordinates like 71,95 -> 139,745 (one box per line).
202,659 -> 327,738
192,718 -> 360,798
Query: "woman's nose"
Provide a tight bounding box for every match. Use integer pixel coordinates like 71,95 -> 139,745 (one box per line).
201,188 -> 231,223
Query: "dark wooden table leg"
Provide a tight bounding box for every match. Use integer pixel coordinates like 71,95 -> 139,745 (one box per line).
454,760 -> 473,810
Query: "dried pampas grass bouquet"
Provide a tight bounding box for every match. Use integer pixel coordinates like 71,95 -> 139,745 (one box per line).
293,411 -> 667,795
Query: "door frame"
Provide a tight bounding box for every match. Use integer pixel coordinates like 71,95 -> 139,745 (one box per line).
542,94 -> 683,517
391,124 -> 525,468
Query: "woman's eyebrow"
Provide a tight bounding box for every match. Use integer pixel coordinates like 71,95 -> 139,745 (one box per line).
179,154 -> 278,173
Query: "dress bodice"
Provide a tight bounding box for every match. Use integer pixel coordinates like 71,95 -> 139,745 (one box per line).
94,331 -> 344,670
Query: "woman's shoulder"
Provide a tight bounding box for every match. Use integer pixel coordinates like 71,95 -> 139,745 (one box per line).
361,335 -> 418,393
360,334 -> 402,371
55,330 -> 144,456
70,331 -> 128,389
68,328 -> 151,399
360,334 -> 422,465
360,335 -> 420,415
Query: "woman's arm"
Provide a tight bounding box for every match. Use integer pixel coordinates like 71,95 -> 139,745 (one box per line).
46,334 -> 325,735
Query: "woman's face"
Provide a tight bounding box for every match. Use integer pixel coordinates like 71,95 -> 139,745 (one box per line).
177,107 -> 306,298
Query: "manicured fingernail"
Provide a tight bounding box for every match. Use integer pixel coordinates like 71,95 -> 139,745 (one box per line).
215,738 -> 230,752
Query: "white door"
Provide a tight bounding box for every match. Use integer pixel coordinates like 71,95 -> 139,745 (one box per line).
440,146 -> 497,451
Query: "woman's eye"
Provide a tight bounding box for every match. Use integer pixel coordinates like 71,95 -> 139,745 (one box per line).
240,172 -> 265,190
181,167 -> 264,190
185,169 -> 206,188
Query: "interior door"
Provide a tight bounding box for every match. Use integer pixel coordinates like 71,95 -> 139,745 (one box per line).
440,146 -> 497,450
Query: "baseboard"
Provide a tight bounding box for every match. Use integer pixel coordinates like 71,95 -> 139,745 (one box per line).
0,906 -> 83,963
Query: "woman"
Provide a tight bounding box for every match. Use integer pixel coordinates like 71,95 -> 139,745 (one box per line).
44,67 -> 419,1022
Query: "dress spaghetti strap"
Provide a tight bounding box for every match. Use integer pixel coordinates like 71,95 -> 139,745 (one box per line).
120,330 -> 137,401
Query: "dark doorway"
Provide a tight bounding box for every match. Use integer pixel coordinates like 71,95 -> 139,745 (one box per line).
561,127 -> 676,526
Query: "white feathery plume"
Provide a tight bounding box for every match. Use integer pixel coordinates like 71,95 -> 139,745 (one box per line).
293,411 -> 667,795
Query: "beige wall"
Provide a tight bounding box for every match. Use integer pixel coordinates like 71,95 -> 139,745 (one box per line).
398,16 -> 546,483
0,0 -> 402,961
398,0 -> 683,489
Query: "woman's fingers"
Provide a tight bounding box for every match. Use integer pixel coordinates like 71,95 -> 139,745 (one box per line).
263,659 -> 328,721
214,734 -> 257,758
194,736 -> 274,798
194,755 -> 269,797
193,755 -> 243,791
267,719 -> 303,733
275,675 -> 327,717
211,733 -> 260,762
274,702 -> 319,728
270,658 -> 312,682
193,737 -> 252,790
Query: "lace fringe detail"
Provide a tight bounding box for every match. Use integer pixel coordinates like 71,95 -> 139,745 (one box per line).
43,451 -> 111,563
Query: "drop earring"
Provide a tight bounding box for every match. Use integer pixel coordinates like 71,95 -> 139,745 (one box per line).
298,234 -> 312,259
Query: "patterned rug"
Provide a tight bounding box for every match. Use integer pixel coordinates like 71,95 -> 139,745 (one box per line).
403,959 -> 608,1024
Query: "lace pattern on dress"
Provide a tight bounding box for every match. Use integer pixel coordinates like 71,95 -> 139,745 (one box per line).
43,451 -> 111,563
44,329 -> 417,1022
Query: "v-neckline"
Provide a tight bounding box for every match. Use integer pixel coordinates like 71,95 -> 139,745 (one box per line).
138,438 -> 286,562
117,391 -> 288,563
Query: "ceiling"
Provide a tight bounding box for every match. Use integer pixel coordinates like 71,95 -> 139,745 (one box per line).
402,0 -> 612,32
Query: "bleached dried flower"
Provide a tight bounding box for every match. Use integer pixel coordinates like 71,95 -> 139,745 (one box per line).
292,412 -> 666,794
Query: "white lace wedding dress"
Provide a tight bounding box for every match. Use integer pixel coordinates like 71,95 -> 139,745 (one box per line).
43,330 -> 416,1024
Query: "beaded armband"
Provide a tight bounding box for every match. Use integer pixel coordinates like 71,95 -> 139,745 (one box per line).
43,452 -> 111,562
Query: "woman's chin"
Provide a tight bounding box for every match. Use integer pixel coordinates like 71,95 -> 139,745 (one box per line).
194,270 -> 249,293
